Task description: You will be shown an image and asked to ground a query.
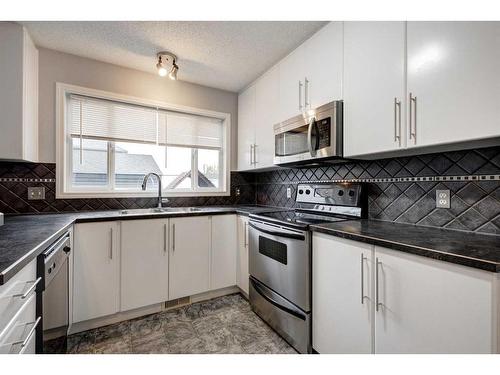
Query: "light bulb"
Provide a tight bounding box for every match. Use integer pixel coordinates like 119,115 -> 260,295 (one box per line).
168,63 -> 178,80
157,63 -> 167,77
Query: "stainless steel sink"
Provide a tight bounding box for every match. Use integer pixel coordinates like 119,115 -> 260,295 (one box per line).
119,207 -> 203,215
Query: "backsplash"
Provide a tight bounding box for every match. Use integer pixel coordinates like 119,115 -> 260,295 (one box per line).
1,146 -> 499,234
254,146 -> 500,235
0,163 -> 255,214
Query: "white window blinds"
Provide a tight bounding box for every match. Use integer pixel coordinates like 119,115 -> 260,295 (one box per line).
68,94 -> 223,148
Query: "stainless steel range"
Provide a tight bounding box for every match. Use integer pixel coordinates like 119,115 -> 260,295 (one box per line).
248,183 -> 364,353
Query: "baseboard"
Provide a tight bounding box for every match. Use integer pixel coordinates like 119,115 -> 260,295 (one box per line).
69,286 -> 240,335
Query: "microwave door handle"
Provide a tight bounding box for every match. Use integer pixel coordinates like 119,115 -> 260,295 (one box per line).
307,117 -> 317,157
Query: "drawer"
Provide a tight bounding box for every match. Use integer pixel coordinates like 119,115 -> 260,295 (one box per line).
0,293 -> 39,354
0,260 -> 39,343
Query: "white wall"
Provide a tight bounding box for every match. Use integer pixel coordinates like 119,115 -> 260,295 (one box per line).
37,47 -> 239,167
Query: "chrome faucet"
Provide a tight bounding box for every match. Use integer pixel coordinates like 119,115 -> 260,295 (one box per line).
141,173 -> 168,208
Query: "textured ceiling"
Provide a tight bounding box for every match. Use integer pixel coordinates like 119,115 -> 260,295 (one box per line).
20,21 -> 327,92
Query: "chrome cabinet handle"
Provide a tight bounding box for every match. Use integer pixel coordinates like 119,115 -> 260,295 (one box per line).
409,93 -> 417,144
163,223 -> 167,254
109,228 -> 113,260
20,316 -> 41,350
172,223 -> 176,252
253,144 -> 258,164
375,258 -> 382,312
298,80 -> 303,111
15,277 -> 42,299
249,144 -> 254,165
304,77 -> 310,108
360,254 -> 367,305
394,98 -> 401,145
244,222 -> 248,247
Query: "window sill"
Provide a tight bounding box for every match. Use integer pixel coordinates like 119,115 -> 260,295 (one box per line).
56,190 -> 231,199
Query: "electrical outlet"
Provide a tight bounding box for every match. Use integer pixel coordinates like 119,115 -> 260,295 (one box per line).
286,187 -> 292,198
436,189 -> 450,208
235,187 -> 241,197
28,186 -> 45,200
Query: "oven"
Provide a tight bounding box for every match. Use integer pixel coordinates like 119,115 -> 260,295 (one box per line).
248,219 -> 311,354
274,101 -> 343,166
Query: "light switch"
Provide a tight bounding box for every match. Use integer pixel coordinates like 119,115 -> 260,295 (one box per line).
28,186 -> 45,200
436,189 -> 450,208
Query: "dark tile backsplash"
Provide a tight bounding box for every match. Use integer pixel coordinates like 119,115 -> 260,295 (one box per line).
1,146 -> 499,235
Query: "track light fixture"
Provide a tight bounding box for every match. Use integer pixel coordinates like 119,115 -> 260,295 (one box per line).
156,52 -> 179,80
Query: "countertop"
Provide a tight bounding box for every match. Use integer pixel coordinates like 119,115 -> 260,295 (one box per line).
311,220 -> 500,273
0,205 -> 277,285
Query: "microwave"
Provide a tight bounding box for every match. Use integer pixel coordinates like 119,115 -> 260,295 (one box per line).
273,101 -> 343,167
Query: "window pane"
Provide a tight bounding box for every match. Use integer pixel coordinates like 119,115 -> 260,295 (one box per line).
72,138 -> 109,187
164,146 -> 193,190
197,149 -> 220,188
114,142 -> 166,190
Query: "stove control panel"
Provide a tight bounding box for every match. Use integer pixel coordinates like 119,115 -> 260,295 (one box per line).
296,183 -> 362,207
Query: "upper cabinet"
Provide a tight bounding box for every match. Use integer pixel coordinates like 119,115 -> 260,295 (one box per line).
237,22 -> 343,171
406,22 -> 500,148
0,22 -> 38,162
344,21 -> 500,158
344,22 -> 406,157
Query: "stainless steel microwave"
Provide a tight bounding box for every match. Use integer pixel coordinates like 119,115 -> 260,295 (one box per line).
273,101 -> 343,167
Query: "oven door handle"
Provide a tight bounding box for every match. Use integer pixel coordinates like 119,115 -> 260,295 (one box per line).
250,278 -> 306,321
248,222 -> 305,241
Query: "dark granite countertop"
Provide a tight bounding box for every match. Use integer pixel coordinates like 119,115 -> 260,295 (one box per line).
0,205 -> 277,285
311,220 -> 500,272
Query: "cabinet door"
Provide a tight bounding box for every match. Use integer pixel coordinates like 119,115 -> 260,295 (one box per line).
255,65 -> 280,168
169,216 -> 210,299
120,219 -> 169,311
343,22 -> 406,157
279,44 -> 306,121
73,222 -> 120,323
237,84 -> 256,171
211,215 -> 237,290
236,215 -> 249,295
22,28 -> 38,162
312,234 -> 374,354
407,22 -> 500,148
305,21 -> 343,107
374,246 -> 495,353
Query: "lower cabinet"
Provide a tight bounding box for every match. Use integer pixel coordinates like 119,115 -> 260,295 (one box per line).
73,221 -> 120,323
312,233 -> 498,354
211,215 -> 237,290
168,216 -> 211,300
120,219 -> 169,311
236,215 -> 250,295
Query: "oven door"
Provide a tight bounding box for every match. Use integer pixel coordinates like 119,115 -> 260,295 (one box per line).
248,220 -> 310,311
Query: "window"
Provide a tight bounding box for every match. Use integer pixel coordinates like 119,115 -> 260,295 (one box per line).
57,84 -> 230,198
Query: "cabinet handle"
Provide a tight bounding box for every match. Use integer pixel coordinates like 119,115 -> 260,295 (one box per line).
20,316 -> 41,350
163,223 -> 167,254
360,253 -> 367,305
304,77 -> 310,109
250,144 -> 254,165
394,98 -> 401,145
109,228 -> 113,260
409,93 -> 417,144
15,277 -> 42,299
375,258 -> 382,312
253,144 -> 258,164
298,80 -> 303,111
244,222 -> 248,247
172,223 -> 176,252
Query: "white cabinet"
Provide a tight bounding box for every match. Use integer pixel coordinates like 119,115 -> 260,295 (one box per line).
236,215 -> 250,295
374,246 -> 495,354
73,221 -> 120,323
304,21 -> 344,109
406,21 -> 500,148
313,234 -> 373,354
210,215 -> 237,290
279,44 -> 306,120
0,22 -> 38,162
344,21 -> 406,157
120,219 -> 169,311
312,233 -> 499,354
169,216 -> 211,299
237,84 -> 256,170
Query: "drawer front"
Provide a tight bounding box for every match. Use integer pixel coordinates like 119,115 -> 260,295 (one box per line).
0,260 -> 38,343
0,293 -> 39,354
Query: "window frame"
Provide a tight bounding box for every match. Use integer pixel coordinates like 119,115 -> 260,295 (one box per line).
56,83 -> 231,199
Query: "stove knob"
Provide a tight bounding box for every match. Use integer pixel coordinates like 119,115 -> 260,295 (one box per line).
338,190 -> 344,196
305,190 -> 311,195
349,190 -> 355,197
299,189 -> 304,194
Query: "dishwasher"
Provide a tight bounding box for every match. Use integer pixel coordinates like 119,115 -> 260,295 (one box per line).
36,231 -> 71,353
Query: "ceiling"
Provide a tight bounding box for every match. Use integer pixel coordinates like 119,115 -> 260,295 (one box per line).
21,21 -> 327,92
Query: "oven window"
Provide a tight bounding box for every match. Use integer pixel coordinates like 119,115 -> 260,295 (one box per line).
259,236 -> 288,265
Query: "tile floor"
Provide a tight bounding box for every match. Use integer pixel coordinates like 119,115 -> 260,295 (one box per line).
47,293 -> 296,354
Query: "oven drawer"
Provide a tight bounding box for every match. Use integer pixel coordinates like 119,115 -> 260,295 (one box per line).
249,277 -> 310,354
248,220 -> 310,311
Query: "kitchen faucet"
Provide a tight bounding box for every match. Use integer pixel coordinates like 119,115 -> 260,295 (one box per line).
141,173 -> 169,208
